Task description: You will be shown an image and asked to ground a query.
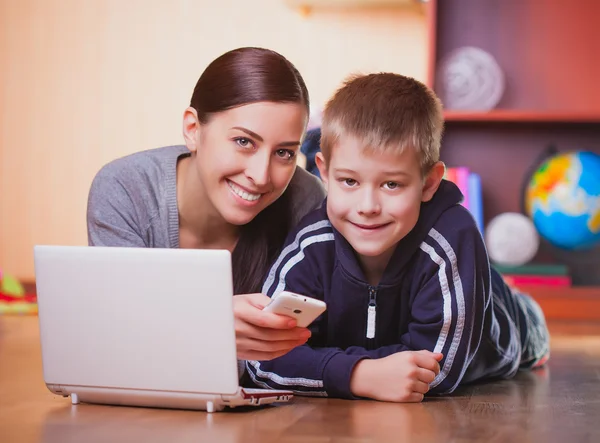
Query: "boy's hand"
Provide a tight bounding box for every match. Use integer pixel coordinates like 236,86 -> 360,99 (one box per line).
350,350 -> 443,402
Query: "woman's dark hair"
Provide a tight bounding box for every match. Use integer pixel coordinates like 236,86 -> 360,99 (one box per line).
189,47 -> 310,294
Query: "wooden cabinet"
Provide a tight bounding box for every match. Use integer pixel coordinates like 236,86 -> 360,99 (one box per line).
426,0 -> 600,318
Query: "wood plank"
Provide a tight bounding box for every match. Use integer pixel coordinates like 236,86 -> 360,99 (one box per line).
2,316 -> 600,442
445,110 -> 600,123
521,285 -> 600,321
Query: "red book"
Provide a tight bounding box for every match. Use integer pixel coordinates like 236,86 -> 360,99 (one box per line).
503,275 -> 571,287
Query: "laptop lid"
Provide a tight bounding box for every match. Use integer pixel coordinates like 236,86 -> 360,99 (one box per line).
34,246 -> 239,396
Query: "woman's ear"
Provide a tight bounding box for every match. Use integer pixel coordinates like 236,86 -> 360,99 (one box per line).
315,152 -> 329,185
421,161 -> 446,202
182,107 -> 200,153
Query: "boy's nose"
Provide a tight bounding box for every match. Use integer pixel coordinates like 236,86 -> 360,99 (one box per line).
357,190 -> 381,215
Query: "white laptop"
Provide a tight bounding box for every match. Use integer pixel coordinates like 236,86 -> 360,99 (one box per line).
33,245 -> 293,412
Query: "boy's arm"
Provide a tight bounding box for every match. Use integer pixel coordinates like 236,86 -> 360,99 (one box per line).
393,225 -> 491,394
323,224 -> 491,396
249,222 -> 490,398
248,219 -> 368,399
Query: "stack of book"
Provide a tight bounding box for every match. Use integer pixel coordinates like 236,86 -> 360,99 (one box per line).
444,166 -> 484,233
0,271 -> 38,315
494,263 -> 571,288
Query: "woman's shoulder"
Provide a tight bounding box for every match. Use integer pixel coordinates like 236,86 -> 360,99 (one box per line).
93,145 -> 189,183
286,167 -> 326,225
88,145 -> 189,217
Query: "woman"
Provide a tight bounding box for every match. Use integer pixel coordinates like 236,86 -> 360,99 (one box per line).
87,47 -> 326,362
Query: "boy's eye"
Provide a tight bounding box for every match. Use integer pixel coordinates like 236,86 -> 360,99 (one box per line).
235,137 -> 253,148
275,149 -> 296,161
384,181 -> 400,190
342,178 -> 357,187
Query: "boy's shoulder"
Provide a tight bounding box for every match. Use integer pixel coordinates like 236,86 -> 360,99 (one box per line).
291,197 -> 332,233
279,199 -> 338,258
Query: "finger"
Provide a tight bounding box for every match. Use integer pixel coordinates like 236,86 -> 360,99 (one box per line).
242,293 -> 275,310
234,297 -> 297,330
404,392 -> 424,403
237,337 -> 308,354
414,354 -> 442,375
417,368 -> 437,384
236,321 -> 311,342
238,349 -> 290,361
411,380 -> 431,395
415,349 -> 442,359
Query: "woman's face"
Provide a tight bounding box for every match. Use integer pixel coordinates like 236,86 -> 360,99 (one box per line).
185,101 -> 307,226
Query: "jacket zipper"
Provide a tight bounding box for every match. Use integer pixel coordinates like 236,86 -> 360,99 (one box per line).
366,286 -> 377,340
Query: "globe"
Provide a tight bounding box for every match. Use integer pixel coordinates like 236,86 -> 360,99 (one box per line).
525,151 -> 600,250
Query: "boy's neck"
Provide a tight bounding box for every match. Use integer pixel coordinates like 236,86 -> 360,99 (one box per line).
356,247 -> 397,286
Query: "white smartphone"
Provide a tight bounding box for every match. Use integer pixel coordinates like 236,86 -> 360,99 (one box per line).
263,291 -> 327,328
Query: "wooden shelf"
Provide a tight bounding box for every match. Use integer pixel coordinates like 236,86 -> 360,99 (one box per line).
519,285 -> 600,321
444,110 -> 600,124
285,0 -> 425,15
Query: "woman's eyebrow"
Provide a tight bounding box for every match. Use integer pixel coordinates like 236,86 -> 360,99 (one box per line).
231,126 -> 301,147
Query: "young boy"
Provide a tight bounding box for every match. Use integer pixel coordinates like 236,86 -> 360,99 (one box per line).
246,73 -> 550,402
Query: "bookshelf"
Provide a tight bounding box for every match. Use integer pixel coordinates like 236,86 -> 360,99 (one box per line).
427,0 -> 600,320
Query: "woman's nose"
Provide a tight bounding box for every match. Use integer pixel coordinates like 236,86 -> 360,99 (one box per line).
245,150 -> 271,187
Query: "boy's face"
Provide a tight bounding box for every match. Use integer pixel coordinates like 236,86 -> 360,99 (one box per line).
316,134 -> 444,265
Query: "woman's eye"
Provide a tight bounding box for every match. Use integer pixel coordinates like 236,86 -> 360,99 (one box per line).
275,149 -> 296,160
343,178 -> 357,187
235,137 -> 253,148
384,181 -> 399,190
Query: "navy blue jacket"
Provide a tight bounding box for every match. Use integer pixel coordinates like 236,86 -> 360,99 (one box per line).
246,180 -> 522,399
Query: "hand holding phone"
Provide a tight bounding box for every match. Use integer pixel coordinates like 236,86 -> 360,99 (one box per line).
263,291 -> 326,328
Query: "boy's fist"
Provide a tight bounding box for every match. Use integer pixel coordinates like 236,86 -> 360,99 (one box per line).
350,350 -> 443,402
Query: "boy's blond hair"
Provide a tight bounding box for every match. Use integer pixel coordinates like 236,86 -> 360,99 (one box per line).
321,73 -> 444,175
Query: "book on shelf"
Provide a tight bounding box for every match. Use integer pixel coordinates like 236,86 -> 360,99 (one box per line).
493,263 -> 569,276
443,166 -> 484,233
502,274 -> 572,288
494,263 -> 572,289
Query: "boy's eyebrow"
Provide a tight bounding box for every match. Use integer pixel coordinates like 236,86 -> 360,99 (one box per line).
231,126 -> 301,148
333,167 -> 411,177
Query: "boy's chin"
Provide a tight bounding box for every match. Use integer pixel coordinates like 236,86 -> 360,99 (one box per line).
350,244 -> 391,258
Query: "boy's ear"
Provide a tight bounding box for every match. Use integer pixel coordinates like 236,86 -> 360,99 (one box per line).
315,152 -> 329,185
182,107 -> 201,153
421,161 -> 445,202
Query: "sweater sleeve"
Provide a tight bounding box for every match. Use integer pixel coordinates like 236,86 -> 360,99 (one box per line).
86,165 -> 147,247
247,217 -> 367,399
248,220 -> 490,398
401,225 -> 491,394
338,223 -> 491,394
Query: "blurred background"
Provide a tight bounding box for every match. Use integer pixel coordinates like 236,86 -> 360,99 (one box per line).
1,0 -> 600,322
0,0 -> 428,281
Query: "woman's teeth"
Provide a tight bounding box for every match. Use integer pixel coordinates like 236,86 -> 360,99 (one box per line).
227,181 -> 261,202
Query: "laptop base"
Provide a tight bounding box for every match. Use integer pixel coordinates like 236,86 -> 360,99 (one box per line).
47,384 -> 292,412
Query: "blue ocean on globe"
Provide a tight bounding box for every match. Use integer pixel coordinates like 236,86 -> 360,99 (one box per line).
525,151 -> 600,250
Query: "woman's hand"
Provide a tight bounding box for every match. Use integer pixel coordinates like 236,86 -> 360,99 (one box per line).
233,293 -> 312,361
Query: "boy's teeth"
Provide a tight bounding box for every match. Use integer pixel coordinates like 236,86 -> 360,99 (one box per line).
228,181 -> 261,201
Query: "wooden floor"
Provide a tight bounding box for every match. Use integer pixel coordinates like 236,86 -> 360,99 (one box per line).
1,317 -> 599,443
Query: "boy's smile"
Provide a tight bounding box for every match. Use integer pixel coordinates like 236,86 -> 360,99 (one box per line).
316,133 -> 443,282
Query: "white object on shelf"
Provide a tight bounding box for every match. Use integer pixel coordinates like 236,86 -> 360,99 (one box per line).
436,46 -> 505,111
485,212 -> 539,267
